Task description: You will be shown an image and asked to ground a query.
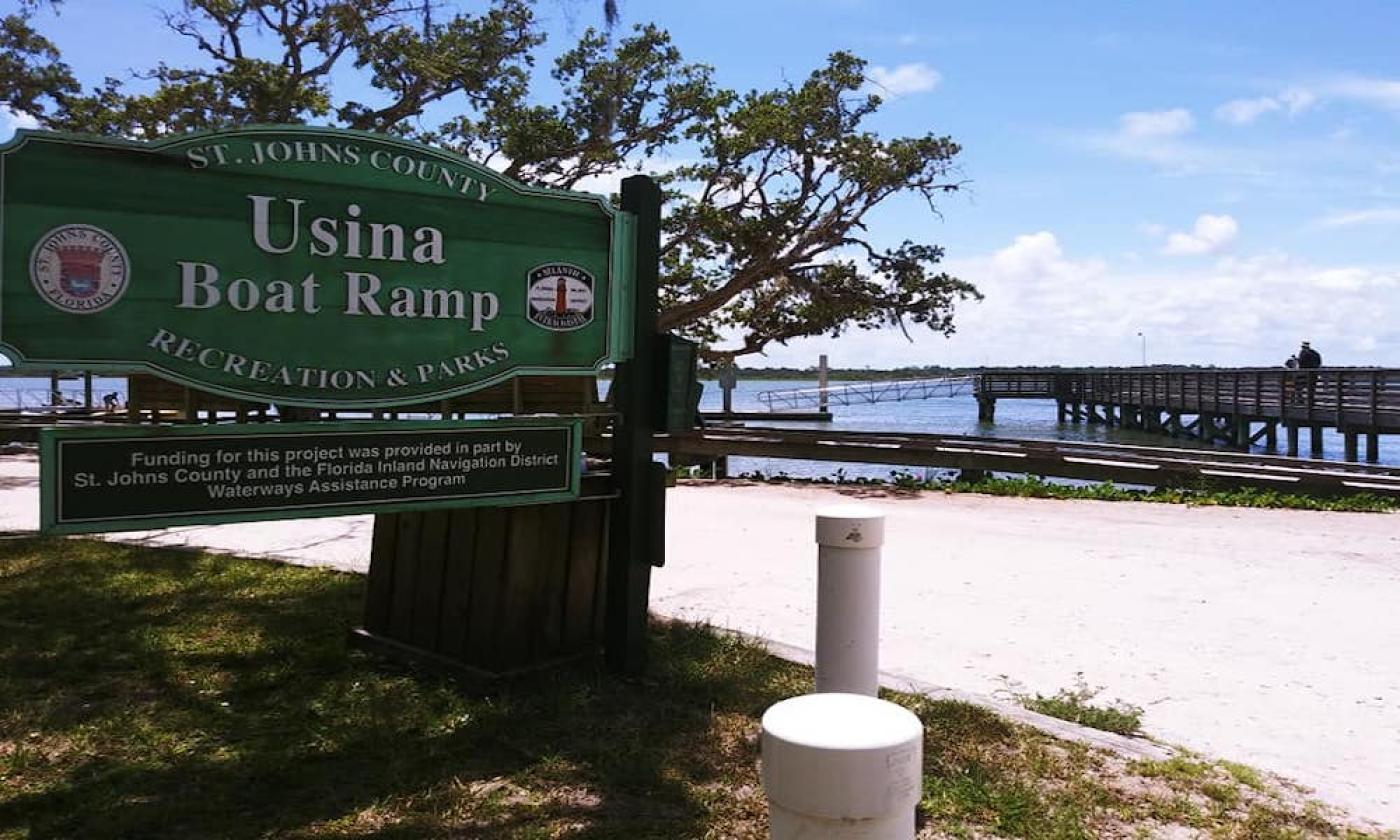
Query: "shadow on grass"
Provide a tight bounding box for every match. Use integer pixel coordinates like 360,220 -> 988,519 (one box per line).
0,537 -> 799,839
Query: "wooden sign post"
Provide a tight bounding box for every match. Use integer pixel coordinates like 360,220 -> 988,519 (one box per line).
606,176 -> 664,674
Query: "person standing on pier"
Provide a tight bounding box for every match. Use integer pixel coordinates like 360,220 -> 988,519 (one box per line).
1284,354 -> 1299,401
1296,341 -> 1322,407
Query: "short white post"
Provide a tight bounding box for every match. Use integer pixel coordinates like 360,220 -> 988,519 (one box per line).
761,692 -> 923,839
815,505 -> 885,696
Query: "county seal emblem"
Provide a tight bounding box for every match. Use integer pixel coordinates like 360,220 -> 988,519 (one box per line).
29,225 -> 130,314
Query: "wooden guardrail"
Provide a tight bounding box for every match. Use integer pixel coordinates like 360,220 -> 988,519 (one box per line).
660,426 -> 1400,496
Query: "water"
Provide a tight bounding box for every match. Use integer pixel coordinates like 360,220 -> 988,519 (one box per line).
693,378 -> 1400,480
0,375 -> 130,412
5,373 -> 1395,479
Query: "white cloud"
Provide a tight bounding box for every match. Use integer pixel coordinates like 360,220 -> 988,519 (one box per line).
479,154 -> 693,199
1314,207 -> 1400,228
1311,267 -> 1376,291
1118,108 -> 1194,139
1279,88 -> 1317,114
1081,109 -> 1220,172
1200,76 -> 1400,129
1163,214 -> 1239,255
569,167 -> 644,198
1245,76 -> 1399,118
866,63 -> 942,97
742,232 -> 1400,369
1325,76 -> 1400,111
1215,97 -> 1281,125
1215,89 -> 1315,125
990,231 -> 1071,276
0,104 -> 39,140
1079,105 -> 1347,179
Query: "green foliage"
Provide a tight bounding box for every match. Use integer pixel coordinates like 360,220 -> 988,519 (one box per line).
729,469 -> 1400,513
0,0 -> 977,361
2,0 -> 542,136
1014,675 -> 1144,737
0,7 -> 77,122
480,23 -> 726,189
658,51 -> 979,358
1220,760 -> 1266,791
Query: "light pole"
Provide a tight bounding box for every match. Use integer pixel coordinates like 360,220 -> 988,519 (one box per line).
1136,331 -> 1147,367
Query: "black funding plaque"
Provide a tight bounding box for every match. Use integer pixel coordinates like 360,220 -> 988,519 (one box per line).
40,420 -> 580,534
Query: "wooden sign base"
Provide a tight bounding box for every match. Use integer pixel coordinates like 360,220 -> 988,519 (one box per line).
357,480 -> 613,680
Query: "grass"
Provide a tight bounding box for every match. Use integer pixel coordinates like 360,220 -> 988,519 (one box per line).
1127,754 -> 1389,840
719,468 -> 1400,513
1013,674 -> 1145,737
1,536 -> 1391,839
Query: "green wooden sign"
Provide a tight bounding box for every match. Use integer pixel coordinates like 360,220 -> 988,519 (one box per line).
1,127 -> 634,407
655,334 -> 700,434
40,419 -> 581,534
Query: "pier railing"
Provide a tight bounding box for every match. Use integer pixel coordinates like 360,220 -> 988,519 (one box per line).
976,368 -> 1400,431
757,376 -> 975,411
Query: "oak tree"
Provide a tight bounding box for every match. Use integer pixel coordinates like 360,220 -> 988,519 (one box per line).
1,0 -> 978,360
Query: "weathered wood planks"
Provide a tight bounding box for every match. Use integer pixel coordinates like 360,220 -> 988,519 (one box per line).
361,493 -> 611,676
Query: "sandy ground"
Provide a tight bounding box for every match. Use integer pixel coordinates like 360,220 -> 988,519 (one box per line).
3,453 -> 1398,828
658,482 -> 1400,830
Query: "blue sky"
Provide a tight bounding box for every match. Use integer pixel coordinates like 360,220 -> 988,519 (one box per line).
4,0 -> 1399,368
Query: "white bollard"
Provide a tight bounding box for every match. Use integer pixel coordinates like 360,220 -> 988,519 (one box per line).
815,505 -> 885,696
761,692 -> 924,839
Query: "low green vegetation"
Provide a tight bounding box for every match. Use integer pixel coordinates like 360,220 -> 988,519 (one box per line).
1127,754 -> 1387,840
720,468 -> 1400,513
1013,675 -> 1145,737
0,537 -> 1388,839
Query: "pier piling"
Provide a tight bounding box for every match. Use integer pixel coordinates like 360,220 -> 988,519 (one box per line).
947,368 -> 1398,459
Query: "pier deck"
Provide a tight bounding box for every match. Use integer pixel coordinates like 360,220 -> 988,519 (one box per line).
974,368 -> 1400,461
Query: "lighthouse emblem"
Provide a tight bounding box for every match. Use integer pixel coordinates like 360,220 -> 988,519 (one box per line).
526,263 -> 595,331
30,224 -> 130,314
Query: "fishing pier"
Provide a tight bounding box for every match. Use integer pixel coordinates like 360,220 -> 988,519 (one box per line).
975,368 -> 1400,462
749,367 -> 1400,464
